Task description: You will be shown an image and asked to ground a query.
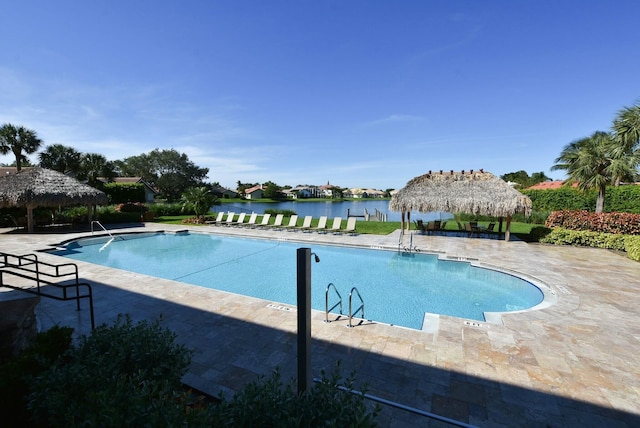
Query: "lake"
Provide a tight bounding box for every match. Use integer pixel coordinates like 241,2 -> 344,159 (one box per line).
218,199 -> 453,223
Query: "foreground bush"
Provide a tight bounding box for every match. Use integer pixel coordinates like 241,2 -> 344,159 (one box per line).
26,316 -> 378,427
29,315 -> 195,427
210,366 -> 378,427
0,326 -> 74,426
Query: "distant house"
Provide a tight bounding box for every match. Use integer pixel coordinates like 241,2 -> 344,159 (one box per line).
286,186 -> 317,199
318,183 -> 340,198
211,185 -> 238,199
244,184 -> 264,199
526,181 -> 578,190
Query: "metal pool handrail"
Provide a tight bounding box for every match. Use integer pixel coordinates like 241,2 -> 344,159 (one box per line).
324,282 -> 343,323
347,286 -> 364,328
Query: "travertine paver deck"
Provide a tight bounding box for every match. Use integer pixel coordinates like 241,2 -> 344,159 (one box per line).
1,223 -> 639,427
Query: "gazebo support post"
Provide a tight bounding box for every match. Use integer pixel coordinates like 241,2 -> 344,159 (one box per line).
498,217 -> 504,239
505,215 -> 512,241
406,211 -> 411,234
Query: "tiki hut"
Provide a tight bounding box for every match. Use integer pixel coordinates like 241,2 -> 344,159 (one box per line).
0,167 -> 108,233
389,169 -> 532,241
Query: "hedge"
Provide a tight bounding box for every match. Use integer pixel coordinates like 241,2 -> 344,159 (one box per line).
539,228 -> 627,251
546,210 -> 640,235
103,183 -> 146,204
523,185 -> 640,213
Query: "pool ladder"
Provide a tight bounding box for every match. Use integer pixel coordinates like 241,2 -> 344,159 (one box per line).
324,283 -> 365,328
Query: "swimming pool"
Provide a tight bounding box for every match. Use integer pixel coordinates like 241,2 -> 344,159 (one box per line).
51,231 -> 545,330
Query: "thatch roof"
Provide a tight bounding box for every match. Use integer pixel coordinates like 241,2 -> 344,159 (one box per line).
0,167 -> 107,209
389,170 -> 532,217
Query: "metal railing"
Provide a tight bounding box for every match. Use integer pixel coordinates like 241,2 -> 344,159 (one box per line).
324,283 -> 343,323
347,286 -> 365,328
313,379 -> 478,427
0,252 -> 95,329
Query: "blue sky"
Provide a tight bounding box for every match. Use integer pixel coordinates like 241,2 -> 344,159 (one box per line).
2,1 -> 639,190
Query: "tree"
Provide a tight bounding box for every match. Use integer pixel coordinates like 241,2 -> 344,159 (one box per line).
262,182 -> 282,199
0,124 -> 43,171
78,153 -> 116,187
613,103 -> 640,152
38,144 -> 82,175
551,131 -> 618,213
115,149 -> 208,201
611,103 -> 640,184
180,186 -> 218,220
500,170 -> 550,188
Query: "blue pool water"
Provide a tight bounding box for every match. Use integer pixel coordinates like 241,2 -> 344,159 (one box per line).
51,232 -> 544,330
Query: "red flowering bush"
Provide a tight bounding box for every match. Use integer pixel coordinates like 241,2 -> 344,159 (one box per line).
115,202 -> 148,213
546,210 -> 640,235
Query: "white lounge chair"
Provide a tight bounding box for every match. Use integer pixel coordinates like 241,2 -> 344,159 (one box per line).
264,213 -> 284,229
329,217 -> 342,234
254,213 -> 271,228
297,215 -> 313,232
311,216 -> 328,233
230,212 -> 246,226
206,211 -> 225,225
282,215 -> 298,231
243,213 -> 258,227
223,212 -> 236,226
340,217 -> 357,235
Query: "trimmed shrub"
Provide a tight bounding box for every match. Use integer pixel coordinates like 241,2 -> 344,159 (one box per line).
265,208 -> 296,217
147,203 -> 187,216
540,228 -> 627,251
103,183 -> 145,204
625,236 -> 640,262
546,210 -> 640,235
115,202 -> 148,213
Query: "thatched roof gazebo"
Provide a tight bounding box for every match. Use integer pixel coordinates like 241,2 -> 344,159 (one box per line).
0,167 -> 108,232
389,169 -> 532,241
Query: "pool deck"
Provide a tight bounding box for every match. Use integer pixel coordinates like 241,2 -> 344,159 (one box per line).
2,223 -> 639,427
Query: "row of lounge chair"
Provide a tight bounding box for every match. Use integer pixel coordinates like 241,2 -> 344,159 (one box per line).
206,212 -> 357,235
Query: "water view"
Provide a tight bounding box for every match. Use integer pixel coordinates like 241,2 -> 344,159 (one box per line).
219,199 -> 453,223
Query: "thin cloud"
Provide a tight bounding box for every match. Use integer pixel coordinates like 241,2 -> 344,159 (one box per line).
362,114 -> 425,127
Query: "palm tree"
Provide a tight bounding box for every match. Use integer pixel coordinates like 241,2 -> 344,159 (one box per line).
613,103 -> 640,152
79,153 -> 115,186
551,131 -> 617,213
611,103 -> 640,184
0,123 -> 43,171
180,187 -> 218,220
38,144 -> 82,175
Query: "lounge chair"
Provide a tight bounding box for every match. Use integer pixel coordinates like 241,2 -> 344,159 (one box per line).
223,212 -> 236,226
230,212 -> 246,226
282,215 -> 299,231
264,214 -> 284,229
340,217 -> 357,235
206,211 -> 225,225
414,220 -> 426,234
310,216 -> 328,233
426,221 -> 436,234
254,213 -> 271,228
243,213 -> 258,227
329,217 -> 342,234
297,215 -> 313,232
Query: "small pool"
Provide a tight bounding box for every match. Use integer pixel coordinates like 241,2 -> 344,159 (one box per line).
50,232 -> 545,330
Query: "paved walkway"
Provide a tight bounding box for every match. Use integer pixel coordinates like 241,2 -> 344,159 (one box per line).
1,223 -> 639,427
